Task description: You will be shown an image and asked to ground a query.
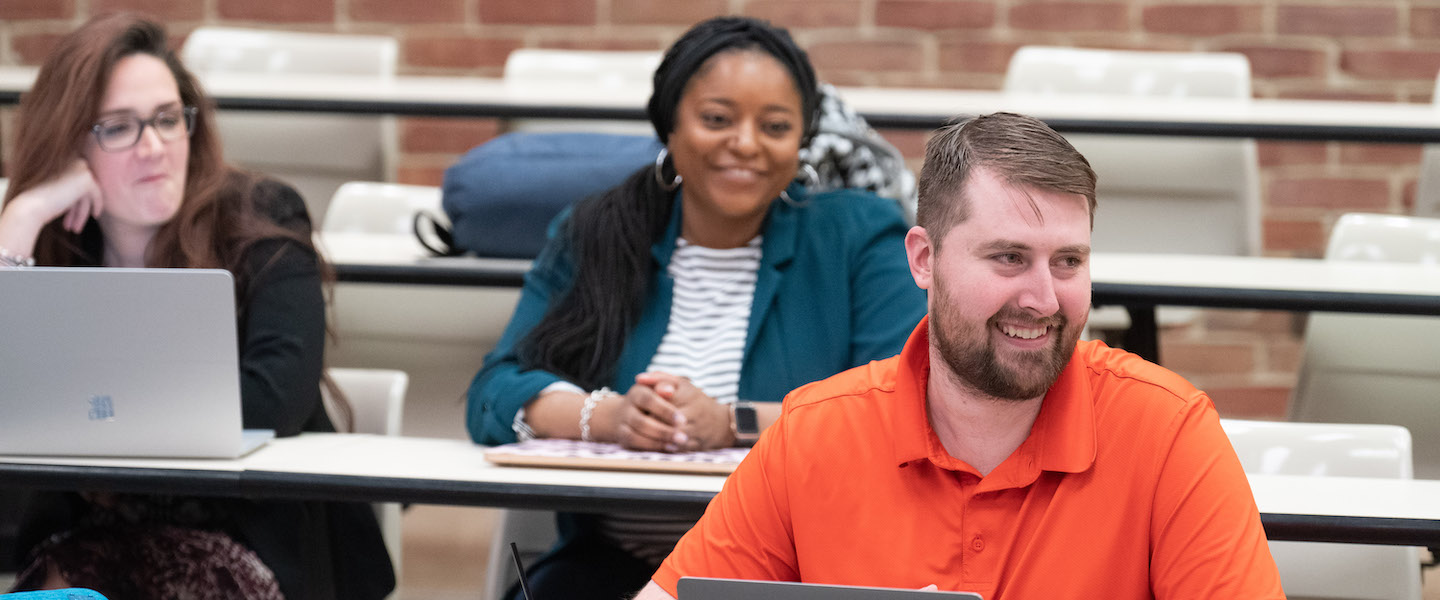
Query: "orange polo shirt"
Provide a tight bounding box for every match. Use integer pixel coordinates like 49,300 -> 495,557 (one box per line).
653,318 -> 1283,599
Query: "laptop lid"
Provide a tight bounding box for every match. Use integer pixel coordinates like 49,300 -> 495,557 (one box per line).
0,267 -> 256,459
678,578 -> 984,600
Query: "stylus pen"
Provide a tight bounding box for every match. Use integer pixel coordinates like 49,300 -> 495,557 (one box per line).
511,542 -> 536,600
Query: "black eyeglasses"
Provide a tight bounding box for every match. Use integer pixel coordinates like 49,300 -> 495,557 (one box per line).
90,106 -> 198,152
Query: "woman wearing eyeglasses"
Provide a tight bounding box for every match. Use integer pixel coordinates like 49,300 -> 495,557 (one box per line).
0,14 -> 393,600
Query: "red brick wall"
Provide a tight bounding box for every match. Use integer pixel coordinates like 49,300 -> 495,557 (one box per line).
5,0 -> 1432,416
3,0 -> 1431,257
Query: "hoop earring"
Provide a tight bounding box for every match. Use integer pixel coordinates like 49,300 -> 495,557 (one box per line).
798,163 -> 820,188
654,148 -> 682,191
781,162 -> 818,208
780,187 -> 812,208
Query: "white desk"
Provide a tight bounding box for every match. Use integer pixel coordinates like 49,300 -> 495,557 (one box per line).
320,232 -> 532,287
1089,253 -> 1440,360
1,433 -> 1437,547
319,237 -> 1440,362
324,240 -> 1440,313
5,65 -> 1440,140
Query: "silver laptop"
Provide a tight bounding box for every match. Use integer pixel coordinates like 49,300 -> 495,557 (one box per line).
678,578 -> 984,599
0,267 -> 272,458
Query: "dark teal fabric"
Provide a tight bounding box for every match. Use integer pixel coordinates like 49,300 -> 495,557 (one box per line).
465,183 -> 927,444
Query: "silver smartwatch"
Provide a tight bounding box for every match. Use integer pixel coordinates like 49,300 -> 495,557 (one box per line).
731,401 -> 760,446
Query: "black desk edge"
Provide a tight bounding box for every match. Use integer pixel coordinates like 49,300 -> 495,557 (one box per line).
8,90 -> 1440,141
242,471 -> 714,515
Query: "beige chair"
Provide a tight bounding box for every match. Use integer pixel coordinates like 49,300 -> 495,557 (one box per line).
482,509 -> 558,600
1290,213 -> 1440,479
319,181 -> 516,349
1221,419 -> 1420,600
502,49 -> 661,135
324,367 -> 409,590
181,27 -> 398,222
319,182 -> 519,445
1004,46 -> 1261,333
322,181 -> 450,246
1414,72 -> 1440,220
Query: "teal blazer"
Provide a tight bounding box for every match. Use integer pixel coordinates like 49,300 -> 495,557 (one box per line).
465,184 -> 927,444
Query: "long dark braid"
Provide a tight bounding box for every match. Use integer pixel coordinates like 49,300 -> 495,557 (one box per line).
517,166 -> 674,390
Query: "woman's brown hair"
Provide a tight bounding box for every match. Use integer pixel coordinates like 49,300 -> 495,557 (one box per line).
2,14 -> 311,282
2,13 -> 353,429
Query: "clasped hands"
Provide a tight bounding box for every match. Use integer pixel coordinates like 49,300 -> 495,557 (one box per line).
594,372 -> 734,453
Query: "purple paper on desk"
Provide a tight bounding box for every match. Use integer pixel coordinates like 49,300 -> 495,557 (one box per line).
484,439 -> 749,475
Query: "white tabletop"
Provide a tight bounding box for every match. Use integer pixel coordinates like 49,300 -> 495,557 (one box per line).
1087,253 -> 1440,320
1091,253 -> 1440,298
318,232 -> 530,271
6,65 -> 1440,140
1250,474 -> 1440,523
245,435 -> 1440,524
321,235 -> 1440,314
243,433 -> 726,494
3,433 -> 1439,546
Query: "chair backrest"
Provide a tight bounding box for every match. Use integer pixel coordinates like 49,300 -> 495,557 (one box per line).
322,366 -> 407,594
1003,46 -> 1261,256
1291,213 -> 1440,479
322,180 -> 447,257
1222,419 -> 1413,478
324,367 -> 408,436
482,509 -> 559,600
323,181 -> 446,235
1413,72 -> 1440,219
502,49 -> 661,135
1221,419 -> 1421,600
181,27 -> 399,222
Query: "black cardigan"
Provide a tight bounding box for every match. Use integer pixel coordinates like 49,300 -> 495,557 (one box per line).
15,178 -> 395,600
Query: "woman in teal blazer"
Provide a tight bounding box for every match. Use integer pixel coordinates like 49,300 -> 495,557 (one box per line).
464,16 -> 926,600
467,183 -> 926,444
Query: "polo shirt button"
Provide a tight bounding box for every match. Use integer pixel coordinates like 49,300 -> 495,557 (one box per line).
971,536 -> 985,551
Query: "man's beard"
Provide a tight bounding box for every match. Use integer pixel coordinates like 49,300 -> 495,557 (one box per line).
930,276 -> 1080,401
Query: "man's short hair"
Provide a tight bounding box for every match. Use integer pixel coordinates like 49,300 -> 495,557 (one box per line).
916,112 -> 1097,245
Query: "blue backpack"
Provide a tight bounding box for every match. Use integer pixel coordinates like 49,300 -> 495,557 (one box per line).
441,132 -> 663,259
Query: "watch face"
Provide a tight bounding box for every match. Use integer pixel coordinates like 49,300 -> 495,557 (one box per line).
734,404 -> 760,435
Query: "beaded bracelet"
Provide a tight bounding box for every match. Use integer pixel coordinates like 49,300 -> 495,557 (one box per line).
0,246 -> 35,268
579,387 -> 614,443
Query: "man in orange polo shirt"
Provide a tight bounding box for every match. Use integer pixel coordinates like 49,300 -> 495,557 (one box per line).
634,112 -> 1284,600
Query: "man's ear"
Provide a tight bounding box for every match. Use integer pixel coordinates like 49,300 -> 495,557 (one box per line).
904,225 -> 934,291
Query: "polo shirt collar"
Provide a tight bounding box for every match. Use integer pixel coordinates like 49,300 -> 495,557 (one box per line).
892,319 -> 1097,479
1019,345 -> 1097,475
892,318 -> 938,467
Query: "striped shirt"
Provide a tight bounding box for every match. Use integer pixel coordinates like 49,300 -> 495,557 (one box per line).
511,237 -> 761,440
644,236 -> 762,403
515,237 -> 763,565
601,236 -> 762,564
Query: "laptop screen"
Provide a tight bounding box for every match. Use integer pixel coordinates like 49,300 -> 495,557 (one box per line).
678,577 -> 984,600
0,267 -> 251,458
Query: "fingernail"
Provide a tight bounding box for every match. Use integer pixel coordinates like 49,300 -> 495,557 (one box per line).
665,444 -> 679,452
674,412 -> 687,426
673,431 -> 688,444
